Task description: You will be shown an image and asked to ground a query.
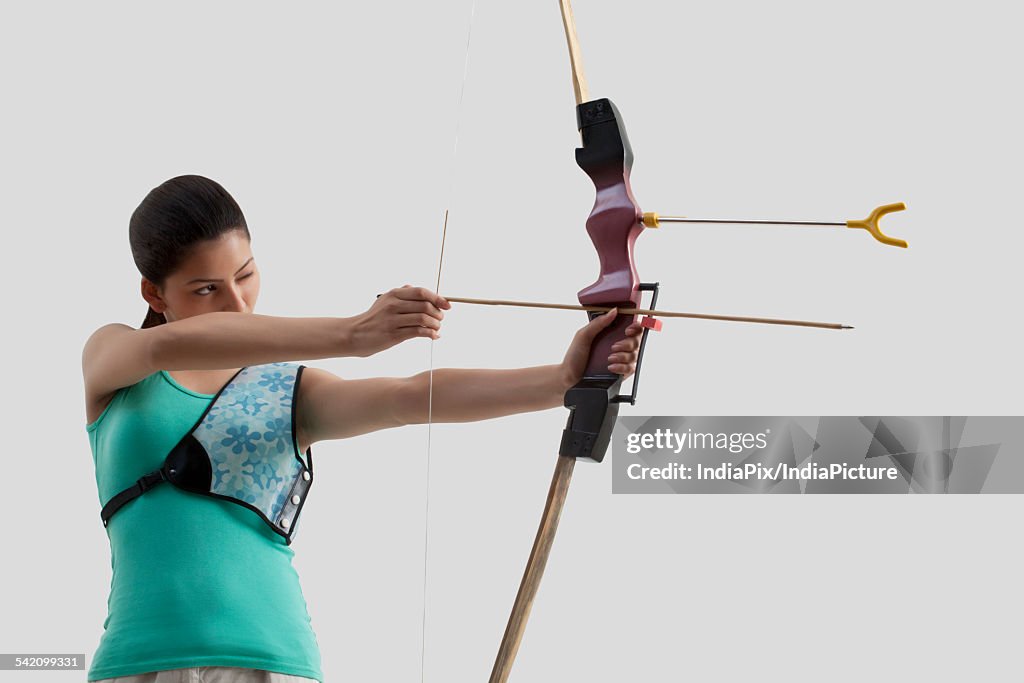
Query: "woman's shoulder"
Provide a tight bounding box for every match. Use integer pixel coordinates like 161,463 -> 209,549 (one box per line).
82,322 -> 160,422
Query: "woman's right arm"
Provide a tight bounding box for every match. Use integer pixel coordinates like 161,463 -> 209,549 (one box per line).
81,314 -> 352,403
81,286 -> 450,402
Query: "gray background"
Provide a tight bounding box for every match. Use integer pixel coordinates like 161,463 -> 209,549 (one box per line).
1,0 -> 1021,681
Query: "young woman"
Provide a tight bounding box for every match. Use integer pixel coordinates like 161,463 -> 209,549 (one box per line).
83,175 -> 642,683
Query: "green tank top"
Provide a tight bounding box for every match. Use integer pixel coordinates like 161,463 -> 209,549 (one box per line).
86,369 -> 323,682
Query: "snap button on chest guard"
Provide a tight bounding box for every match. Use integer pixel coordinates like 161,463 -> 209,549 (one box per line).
100,362 -> 314,544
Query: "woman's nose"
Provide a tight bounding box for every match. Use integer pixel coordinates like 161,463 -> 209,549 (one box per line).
222,284 -> 248,313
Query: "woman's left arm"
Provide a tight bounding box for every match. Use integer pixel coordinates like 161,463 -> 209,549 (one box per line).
413,308 -> 643,423
296,309 -> 642,446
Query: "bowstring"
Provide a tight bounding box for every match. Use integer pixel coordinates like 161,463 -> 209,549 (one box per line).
421,1 -> 477,680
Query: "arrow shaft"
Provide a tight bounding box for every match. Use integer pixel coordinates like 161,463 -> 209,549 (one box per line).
445,295 -> 852,330
655,217 -> 846,227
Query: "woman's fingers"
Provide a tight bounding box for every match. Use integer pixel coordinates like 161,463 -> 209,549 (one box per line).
606,318 -> 646,375
610,336 -> 640,352
577,308 -> 618,341
393,299 -> 445,319
392,285 -> 450,310
609,361 -> 637,377
352,285 -> 448,355
382,287 -> 449,325
401,326 -> 440,341
396,312 -> 443,331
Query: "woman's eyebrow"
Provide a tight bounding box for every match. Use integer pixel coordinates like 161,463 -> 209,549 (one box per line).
185,257 -> 255,285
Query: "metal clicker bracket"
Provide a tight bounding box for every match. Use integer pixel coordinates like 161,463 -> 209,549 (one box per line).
612,281 -> 660,406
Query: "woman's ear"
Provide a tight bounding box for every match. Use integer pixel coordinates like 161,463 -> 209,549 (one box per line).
140,278 -> 167,313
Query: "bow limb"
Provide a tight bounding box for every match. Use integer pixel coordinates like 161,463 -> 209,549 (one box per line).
488,454 -> 576,683
558,0 -> 589,105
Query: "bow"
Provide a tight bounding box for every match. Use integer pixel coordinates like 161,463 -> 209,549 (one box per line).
423,2 -> 907,680
481,1 -> 907,681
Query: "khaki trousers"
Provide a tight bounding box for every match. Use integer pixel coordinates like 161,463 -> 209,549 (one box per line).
93,666 -> 319,683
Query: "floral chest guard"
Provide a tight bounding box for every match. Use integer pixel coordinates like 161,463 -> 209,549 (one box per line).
100,362 -> 314,544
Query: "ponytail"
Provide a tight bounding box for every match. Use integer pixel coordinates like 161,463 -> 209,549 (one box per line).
141,306 -> 167,329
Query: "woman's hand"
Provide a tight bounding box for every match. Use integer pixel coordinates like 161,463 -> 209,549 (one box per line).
345,285 -> 450,357
559,309 -> 644,388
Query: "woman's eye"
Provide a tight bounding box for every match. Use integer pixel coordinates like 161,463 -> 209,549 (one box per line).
194,272 -> 254,296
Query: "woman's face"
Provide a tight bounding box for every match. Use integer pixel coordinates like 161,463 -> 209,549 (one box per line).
142,230 -> 260,322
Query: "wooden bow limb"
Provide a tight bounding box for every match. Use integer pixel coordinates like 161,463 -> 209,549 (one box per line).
489,454 -> 576,683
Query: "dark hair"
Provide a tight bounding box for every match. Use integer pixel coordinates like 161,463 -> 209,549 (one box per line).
129,175 -> 250,328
